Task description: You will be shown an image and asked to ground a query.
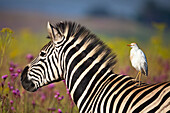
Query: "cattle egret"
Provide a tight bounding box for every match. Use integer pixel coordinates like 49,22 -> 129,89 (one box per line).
127,43 -> 148,85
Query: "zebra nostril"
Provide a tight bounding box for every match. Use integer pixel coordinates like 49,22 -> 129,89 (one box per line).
31,82 -> 35,87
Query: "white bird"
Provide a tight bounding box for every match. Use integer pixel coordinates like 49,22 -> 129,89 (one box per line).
127,43 -> 148,85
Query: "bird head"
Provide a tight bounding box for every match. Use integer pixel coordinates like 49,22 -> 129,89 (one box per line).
127,43 -> 138,48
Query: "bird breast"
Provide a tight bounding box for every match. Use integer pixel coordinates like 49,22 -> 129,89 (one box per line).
130,49 -> 146,71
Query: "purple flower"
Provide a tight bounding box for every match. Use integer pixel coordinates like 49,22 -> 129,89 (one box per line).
8,82 -> 10,87
58,96 -> 64,101
11,106 -> 15,111
14,73 -> 19,77
48,83 -> 55,89
11,73 -> 15,76
17,69 -> 21,73
47,108 -> 50,111
41,94 -> 46,101
61,96 -> 64,99
58,109 -> 62,113
58,97 -> 62,100
51,108 -> 56,111
12,90 -> 17,95
66,88 -> 70,94
16,89 -> 20,96
32,100 -> 36,105
10,62 -> 14,67
55,91 -> 60,96
48,108 -> 56,111
67,88 -> 72,99
12,89 -> 20,96
10,62 -> 16,68
9,67 -> 14,72
32,100 -> 36,108
10,86 -> 14,90
10,100 -> 13,104
2,75 -> 8,80
54,94 -> 58,99
26,54 -> 34,61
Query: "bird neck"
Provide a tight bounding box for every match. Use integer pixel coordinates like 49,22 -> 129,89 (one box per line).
132,46 -> 139,50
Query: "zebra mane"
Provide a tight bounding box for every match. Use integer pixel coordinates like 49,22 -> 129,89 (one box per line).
54,21 -> 117,71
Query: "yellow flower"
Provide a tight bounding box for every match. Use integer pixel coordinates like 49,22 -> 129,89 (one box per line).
1,28 -> 13,34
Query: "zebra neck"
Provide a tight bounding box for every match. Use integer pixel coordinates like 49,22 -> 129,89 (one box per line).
64,55 -> 116,109
61,30 -> 116,109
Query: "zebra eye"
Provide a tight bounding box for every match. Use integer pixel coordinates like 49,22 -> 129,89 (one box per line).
40,51 -> 46,57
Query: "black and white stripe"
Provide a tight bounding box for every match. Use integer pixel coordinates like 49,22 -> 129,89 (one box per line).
21,21 -> 170,113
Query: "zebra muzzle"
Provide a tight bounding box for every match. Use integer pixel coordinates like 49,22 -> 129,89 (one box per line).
21,66 -> 37,92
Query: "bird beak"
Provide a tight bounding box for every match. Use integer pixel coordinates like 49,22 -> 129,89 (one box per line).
127,44 -> 131,47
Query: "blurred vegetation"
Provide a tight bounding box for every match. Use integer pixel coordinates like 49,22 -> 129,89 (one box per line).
0,22 -> 170,112
0,28 -> 14,69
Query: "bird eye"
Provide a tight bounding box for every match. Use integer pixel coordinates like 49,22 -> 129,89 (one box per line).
40,51 -> 46,57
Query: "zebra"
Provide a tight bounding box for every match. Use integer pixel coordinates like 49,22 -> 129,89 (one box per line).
21,21 -> 170,113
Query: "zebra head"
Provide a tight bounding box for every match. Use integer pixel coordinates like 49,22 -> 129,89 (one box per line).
21,22 -> 66,92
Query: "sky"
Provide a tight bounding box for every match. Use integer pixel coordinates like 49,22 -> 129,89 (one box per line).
0,0 -> 170,20
0,0 -> 170,34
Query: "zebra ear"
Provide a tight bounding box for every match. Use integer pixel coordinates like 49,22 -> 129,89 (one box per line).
47,21 -> 63,43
